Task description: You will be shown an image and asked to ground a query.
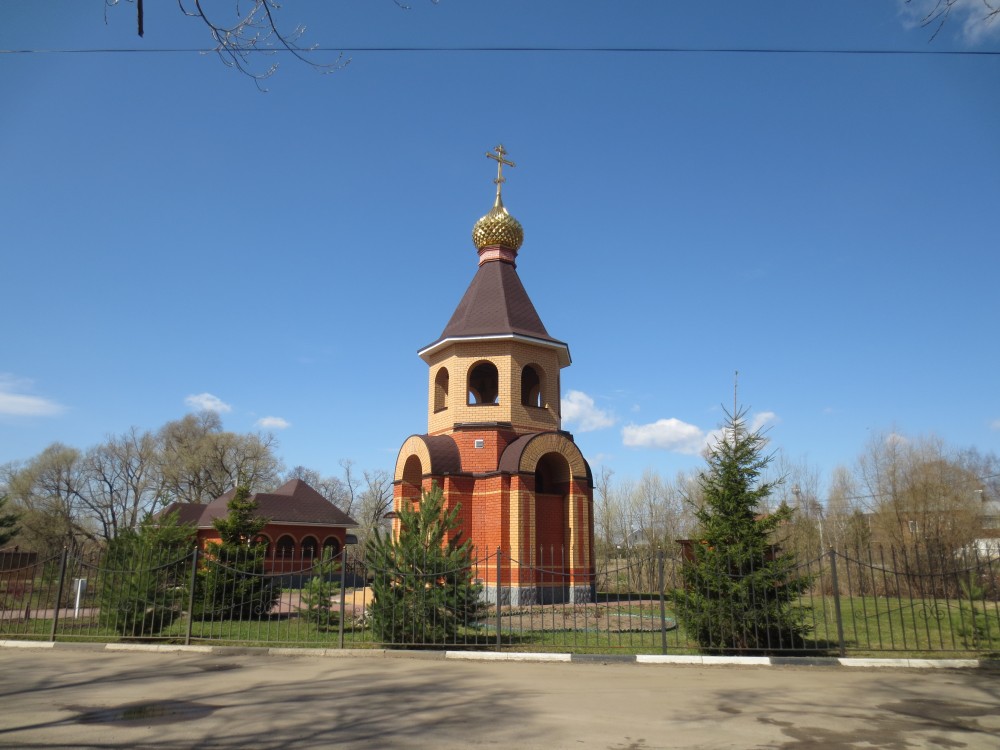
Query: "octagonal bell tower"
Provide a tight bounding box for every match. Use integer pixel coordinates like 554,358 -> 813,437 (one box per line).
393,146 -> 595,605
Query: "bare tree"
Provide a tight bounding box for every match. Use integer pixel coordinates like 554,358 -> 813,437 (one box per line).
593,466 -> 617,557
824,464 -> 870,554
105,0 -> 439,88
157,413 -> 283,503
672,470 -> 702,540
3,444 -> 95,555
855,432 -> 985,560
353,468 -> 393,554
80,428 -> 163,541
905,0 -> 1000,42
337,458 -> 362,519
772,455 -> 825,559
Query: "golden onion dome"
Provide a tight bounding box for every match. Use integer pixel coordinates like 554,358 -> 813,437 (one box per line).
472,192 -> 524,252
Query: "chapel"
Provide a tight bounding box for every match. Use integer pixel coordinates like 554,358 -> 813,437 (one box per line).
392,146 -> 595,604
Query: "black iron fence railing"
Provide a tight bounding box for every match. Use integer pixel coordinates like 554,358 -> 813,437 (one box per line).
1,544 -> 997,656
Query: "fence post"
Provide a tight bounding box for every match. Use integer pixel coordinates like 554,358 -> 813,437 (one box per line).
828,547 -> 846,658
658,548 -> 668,655
338,548 -> 348,650
49,547 -> 68,643
495,547 -> 502,652
185,545 -> 199,646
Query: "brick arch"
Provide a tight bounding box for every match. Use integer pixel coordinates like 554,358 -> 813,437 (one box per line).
502,432 -> 589,480
275,534 -> 296,558
322,535 -> 342,559
393,434 -> 462,482
300,535 -> 319,559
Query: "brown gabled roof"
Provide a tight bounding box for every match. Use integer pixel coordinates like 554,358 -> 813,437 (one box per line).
160,479 -> 358,529
419,260 -> 570,365
158,502 -> 208,527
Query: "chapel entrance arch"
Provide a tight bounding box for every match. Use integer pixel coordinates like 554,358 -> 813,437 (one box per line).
533,451 -> 570,570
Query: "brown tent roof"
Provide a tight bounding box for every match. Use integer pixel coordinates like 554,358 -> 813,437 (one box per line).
420,260 -> 570,364
161,479 -> 358,529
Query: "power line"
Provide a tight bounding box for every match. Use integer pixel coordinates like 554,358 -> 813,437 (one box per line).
826,472 -> 1000,505
2,45 -> 999,57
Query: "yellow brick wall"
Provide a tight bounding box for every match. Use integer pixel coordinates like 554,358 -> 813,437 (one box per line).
425,340 -> 564,435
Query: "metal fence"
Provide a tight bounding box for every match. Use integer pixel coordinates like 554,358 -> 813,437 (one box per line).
1,543 -> 998,656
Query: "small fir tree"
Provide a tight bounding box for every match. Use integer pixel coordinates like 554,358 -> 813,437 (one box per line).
99,510 -> 196,637
673,408 -> 812,653
957,573 -> 998,651
366,485 -> 484,646
195,485 -> 279,620
300,547 -> 341,630
0,495 -> 20,547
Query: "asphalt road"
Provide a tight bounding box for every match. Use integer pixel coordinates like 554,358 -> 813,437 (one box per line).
1,647 -> 998,749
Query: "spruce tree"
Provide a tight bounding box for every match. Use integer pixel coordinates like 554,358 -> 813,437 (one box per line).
196,485 -> 279,620
366,485 -> 484,646
98,510 -> 195,637
673,408 -> 811,653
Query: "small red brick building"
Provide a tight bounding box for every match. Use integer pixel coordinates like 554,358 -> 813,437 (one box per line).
393,146 -> 595,604
162,479 -> 357,573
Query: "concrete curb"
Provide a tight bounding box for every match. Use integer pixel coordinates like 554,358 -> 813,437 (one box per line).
447,651 -> 572,662
1,640 -> 996,670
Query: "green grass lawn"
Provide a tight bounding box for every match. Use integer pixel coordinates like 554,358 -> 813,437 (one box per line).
3,590 -> 998,658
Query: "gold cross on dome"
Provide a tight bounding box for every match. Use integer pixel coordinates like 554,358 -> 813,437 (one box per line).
486,144 -> 516,187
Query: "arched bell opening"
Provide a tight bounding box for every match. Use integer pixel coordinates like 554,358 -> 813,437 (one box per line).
468,360 -> 499,405
521,364 -> 543,408
434,367 -> 449,412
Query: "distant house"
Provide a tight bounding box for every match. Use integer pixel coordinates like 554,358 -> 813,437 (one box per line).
160,479 -> 358,573
973,495 -> 1000,557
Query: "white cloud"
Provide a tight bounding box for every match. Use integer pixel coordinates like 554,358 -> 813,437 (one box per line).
561,390 -> 615,432
256,416 -> 290,430
899,0 -> 1000,44
992,419 -> 1000,431
622,418 -> 707,455
0,374 -> 64,417
624,410 -> 780,456
750,411 -> 778,432
184,392 -> 232,413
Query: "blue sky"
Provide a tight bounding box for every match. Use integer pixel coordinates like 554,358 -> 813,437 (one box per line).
2,1 -> 998,494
